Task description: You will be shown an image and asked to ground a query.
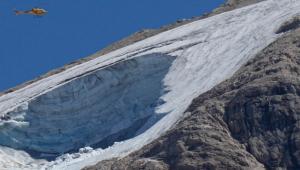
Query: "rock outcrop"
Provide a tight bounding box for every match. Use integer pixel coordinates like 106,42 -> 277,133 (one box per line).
84,27 -> 300,170
3,0 -> 299,169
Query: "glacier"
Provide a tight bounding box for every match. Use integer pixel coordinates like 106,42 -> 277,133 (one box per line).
0,0 -> 299,169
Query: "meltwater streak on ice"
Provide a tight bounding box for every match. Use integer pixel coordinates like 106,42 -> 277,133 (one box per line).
0,0 -> 299,169
46,0 -> 300,170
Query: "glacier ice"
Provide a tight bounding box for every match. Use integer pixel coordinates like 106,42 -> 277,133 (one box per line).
0,54 -> 174,157
0,0 -> 299,169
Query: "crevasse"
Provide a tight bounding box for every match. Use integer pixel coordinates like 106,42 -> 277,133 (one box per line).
0,0 -> 299,169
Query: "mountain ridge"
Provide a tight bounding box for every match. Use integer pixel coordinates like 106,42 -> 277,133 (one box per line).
1,0 -> 300,169
84,22 -> 300,170
0,0 -> 263,97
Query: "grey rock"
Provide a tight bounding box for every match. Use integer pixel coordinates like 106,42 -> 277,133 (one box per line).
276,16 -> 300,34
83,28 -> 300,170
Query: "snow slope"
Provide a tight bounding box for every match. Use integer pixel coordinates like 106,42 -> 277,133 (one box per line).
0,0 -> 299,169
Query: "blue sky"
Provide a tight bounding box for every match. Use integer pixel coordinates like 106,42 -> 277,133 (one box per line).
0,0 -> 224,91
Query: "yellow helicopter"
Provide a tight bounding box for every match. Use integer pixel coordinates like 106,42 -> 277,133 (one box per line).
14,8 -> 48,16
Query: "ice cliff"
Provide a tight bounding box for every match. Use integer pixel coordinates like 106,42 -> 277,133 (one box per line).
0,0 -> 299,169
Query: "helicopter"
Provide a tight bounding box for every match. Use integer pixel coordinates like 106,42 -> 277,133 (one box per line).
14,8 -> 47,16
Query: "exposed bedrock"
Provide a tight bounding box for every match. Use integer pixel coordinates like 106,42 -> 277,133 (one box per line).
0,53 -> 175,159
276,16 -> 300,34
84,29 -> 300,170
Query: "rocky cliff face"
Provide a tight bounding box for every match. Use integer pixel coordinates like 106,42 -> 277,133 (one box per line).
1,0 -> 299,169
84,27 -> 300,170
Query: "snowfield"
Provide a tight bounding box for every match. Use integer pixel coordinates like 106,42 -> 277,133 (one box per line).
0,0 -> 299,169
